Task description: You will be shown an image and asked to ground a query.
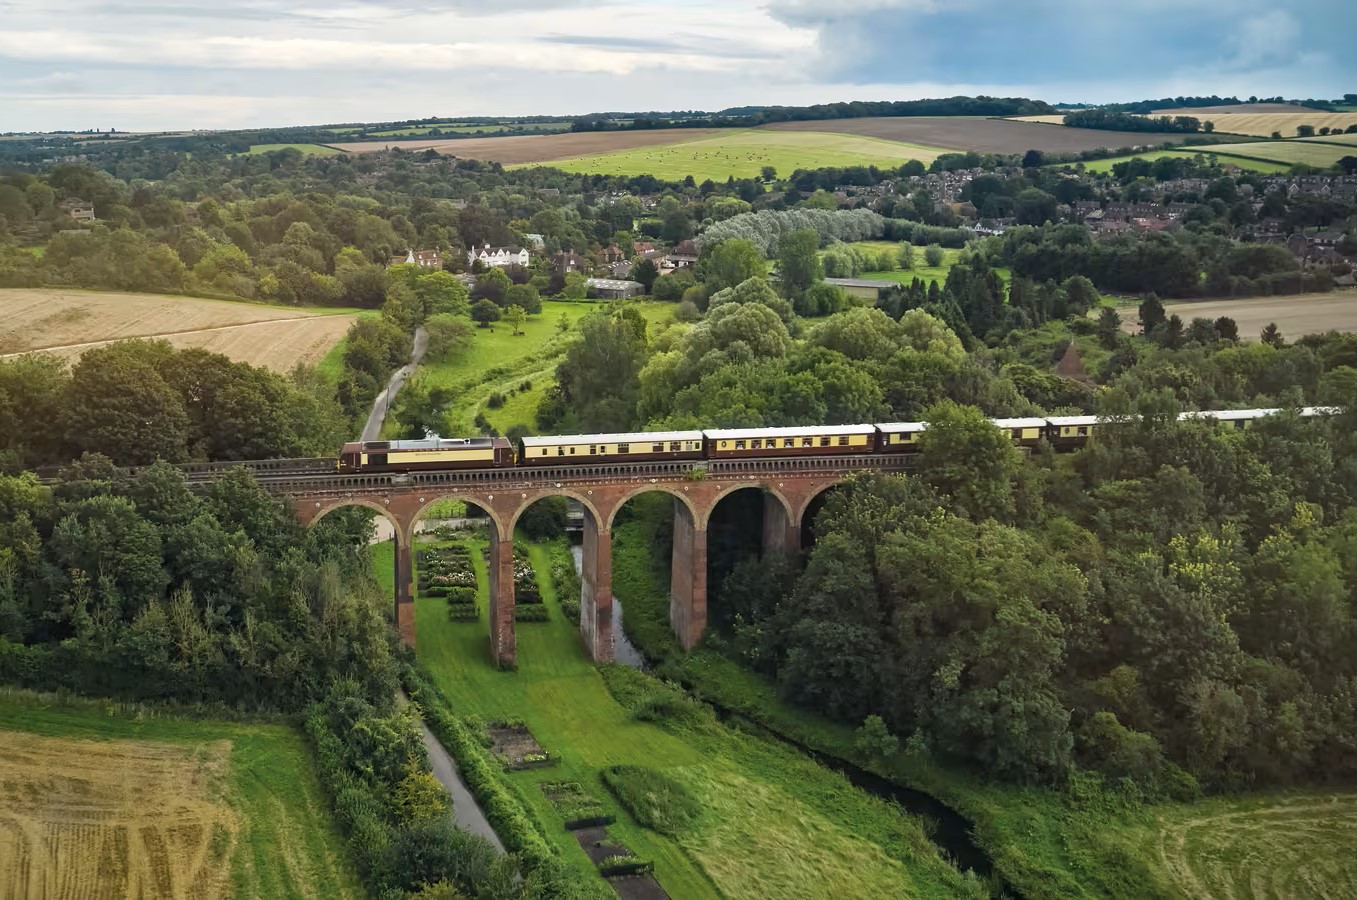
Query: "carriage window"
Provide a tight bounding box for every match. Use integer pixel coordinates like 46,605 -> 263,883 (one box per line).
820,436 -> 831,447
670,442 -> 681,452
1077,426 -> 1088,436
557,447 -> 565,455
751,439 -> 762,449
618,443 -> 630,454
735,440 -> 746,450
802,437 -> 813,447
589,445 -> 596,454
1012,429 -> 1023,439
569,447 -> 576,454
784,438 -> 795,448
838,436 -> 849,446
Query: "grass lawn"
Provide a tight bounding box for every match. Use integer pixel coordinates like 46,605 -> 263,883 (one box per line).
242,143 -> 345,157
399,300 -> 674,438
386,532 -> 971,899
609,504 -> 1357,900
0,691 -> 362,899
532,129 -> 945,181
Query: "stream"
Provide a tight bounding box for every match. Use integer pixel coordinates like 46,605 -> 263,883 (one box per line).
569,543 -> 648,670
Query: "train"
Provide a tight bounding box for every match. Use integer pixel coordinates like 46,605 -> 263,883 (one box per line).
337,407 -> 1336,474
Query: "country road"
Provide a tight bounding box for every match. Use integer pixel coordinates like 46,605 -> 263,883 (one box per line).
361,326 -> 428,442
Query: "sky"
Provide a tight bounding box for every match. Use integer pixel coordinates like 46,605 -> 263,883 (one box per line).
0,0 -> 1352,132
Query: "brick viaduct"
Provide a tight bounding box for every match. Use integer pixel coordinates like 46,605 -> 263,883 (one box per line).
271,455 -> 911,668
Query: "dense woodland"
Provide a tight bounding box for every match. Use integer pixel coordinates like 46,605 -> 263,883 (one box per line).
1,134 -> 1357,894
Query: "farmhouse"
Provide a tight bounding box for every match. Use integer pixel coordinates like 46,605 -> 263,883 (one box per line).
668,239 -> 699,268
390,248 -> 442,268
62,198 -> 95,222
586,278 -> 646,300
554,251 -> 587,274
468,243 -> 530,269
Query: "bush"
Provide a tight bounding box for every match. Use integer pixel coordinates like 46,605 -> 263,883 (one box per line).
514,604 -> 550,622
486,392 -> 505,410
600,765 -> 701,837
598,855 -> 654,877
446,587 -> 476,605
674,299 -> 701,322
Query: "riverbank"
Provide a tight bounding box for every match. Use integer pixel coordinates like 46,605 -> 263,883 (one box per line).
608,501 -> 1357,900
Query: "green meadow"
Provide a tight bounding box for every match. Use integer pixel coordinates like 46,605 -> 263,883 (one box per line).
532,129 -> 944,181
243,143 -> 344,157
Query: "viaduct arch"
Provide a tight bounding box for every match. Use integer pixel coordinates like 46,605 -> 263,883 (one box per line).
285,456 -> 910,668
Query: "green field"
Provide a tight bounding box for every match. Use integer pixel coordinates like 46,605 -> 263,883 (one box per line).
1072,149 -> 1292,175
0,691 -> 361,898
837,244 -> 1011,287
388,533 -> 971,899
1188,140 -> 1355,168
531,129 -> 945,181
398,299 -> 675,438
243,143 -> 344,157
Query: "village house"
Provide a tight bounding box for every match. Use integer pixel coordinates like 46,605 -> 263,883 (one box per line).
390,248 -> 442,268
667,239 -> 699,268
468,243 -> 530,269
554,250 -> 587,275
599,244 -> 627,265
61,198 -> 95,222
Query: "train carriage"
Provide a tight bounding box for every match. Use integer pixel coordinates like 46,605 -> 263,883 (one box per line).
338,437 -> 513,473
518,431 -> 704,465
704,424 -> 877,458
875,422 -> 927,452
1046,415 -> 1099,449
993,417 -> 1049,449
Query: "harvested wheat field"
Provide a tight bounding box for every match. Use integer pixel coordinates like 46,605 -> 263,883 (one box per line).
1145,105 -> 1357,138
0,730 -> 239,898
759,117 -> 1198,154
0,288 -> 357,372
1120,292 -> 1357,339
0,694 -> 361,899
329,128 -> 720,164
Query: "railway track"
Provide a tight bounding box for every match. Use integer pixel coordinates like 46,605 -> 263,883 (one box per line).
35,457 -> 338,484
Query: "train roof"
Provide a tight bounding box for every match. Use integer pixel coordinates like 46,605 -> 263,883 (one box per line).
361,437 -> 501,451
876,422 -> 928,433
993,417 -> 1049,429
1178,408 -> 1279,422
704,424 -> 876,440
519,431 -> 703,447
1046,415 -> 1100,427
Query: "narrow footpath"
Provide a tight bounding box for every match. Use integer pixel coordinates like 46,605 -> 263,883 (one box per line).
361,325 -> 428,441
418,720 -> 507,852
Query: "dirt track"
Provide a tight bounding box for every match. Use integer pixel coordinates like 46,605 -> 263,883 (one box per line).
329,129 -> 719,164
759,117 -> 1197,154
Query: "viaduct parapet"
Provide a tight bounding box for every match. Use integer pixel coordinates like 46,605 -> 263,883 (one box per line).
279,455 -> 912,667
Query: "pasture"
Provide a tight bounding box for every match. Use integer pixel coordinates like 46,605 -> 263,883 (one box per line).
1068,149 -> 1290,175
242,143 -> 343,157
328,129 -> 722,164
0,288 -> 360,372
760,117 -> 1200,154
1184,139 -> 1354,168
0,692 -> 360,899
534,129 -> 944,180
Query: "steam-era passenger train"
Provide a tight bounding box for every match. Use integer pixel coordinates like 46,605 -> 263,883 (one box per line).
337,407 -> 1334,474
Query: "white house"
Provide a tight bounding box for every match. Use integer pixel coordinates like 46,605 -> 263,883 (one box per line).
467,243 -> 530,269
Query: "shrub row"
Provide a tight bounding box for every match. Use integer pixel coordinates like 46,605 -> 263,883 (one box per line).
514,605 -> 549,622
598,855 -> 655,878
448,603 -> 478,622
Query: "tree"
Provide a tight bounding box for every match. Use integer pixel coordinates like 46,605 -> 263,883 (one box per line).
1138,294 -> 1166,335
504,283 -> 541,315
760,165 -> 778,182
1097,306 -> 1122,349
62,342 -> 189,465
1014,188 -> 1059,226
1214,316 -> 1239,342
1261,322 -> 1284,347
504,304 -> 527,336
898,242 -> 915,270
1062,275 -> 1098,314
629,257 -> 660,293
699,239 -> 767,294
916,401 -> 1023,522
472,267 -> 510,306
1297,125 -> 1316,138
923,244 -> 945,267
424,313 -> 474,360
414,270 -> 469,317
777,229 -> 822,299
855,715 -> 899,759
471,299 -> 501,329
1022,149 -> 1046,168
555,311 -> 648,431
